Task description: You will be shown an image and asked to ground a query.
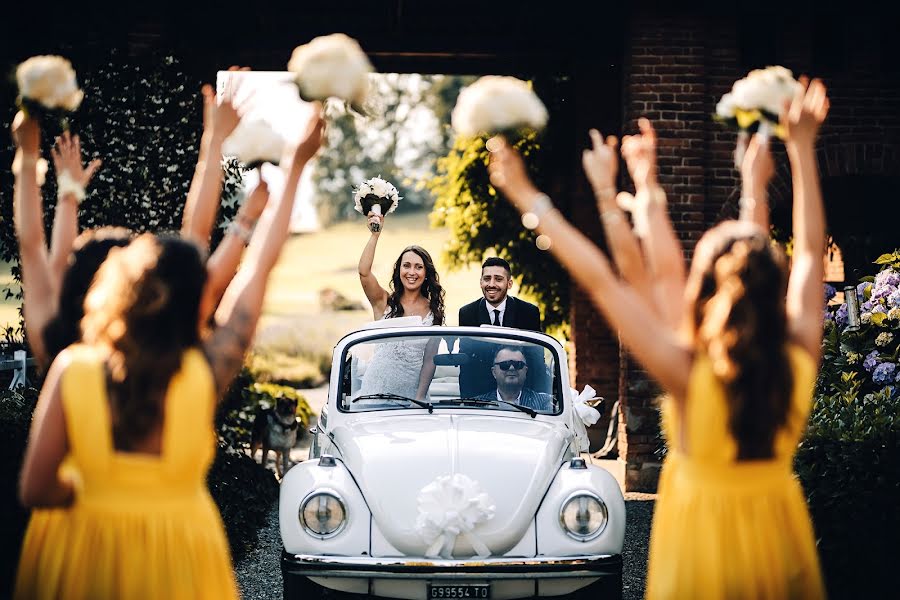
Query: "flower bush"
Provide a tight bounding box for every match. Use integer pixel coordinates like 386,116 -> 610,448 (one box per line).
796,250 -> 900,598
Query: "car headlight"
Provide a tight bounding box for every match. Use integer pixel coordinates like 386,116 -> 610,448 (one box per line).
299,490 -> 347,538
559,492 -> 608,541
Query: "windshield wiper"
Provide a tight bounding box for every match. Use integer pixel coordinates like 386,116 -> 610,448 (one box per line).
352,393 -> 434,413
446,397 -> 537,418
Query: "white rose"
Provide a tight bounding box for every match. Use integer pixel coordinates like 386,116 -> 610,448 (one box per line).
16,55 -> 84,111
370,177 -> 389,197
715,92 -> 737,118
451,75 -> 548,137
288,33 -> 373,106
221,119 -> 285,167
729,66 -> 800,118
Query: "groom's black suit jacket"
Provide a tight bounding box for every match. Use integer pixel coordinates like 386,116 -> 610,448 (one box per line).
457,296 -> 544,398
458,296 -> 541,331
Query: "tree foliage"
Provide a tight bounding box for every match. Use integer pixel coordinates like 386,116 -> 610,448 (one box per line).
428,132 -> 569,333
311,74 -> 472,225
0,51 -> 243,342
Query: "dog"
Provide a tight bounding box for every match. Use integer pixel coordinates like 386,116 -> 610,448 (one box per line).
250,396 -> 301,478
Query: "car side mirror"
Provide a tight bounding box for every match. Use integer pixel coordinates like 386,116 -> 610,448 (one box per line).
433,353 -> 471,366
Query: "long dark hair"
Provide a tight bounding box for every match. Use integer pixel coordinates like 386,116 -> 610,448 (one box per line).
684,222 -> 792,460
81,234 -> 207,450
42,227 -> 132,367
386,245 -> 445,325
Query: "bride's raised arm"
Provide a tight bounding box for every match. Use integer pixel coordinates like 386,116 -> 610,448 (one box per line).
358,212 -> 389,319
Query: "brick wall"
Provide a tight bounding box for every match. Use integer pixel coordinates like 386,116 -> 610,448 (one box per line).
576,9 -> 900,492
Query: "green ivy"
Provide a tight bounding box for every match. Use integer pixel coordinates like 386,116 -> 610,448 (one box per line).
428,132 -> 569,334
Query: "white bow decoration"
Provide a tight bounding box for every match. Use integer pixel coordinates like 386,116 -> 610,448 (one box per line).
570,385 -> 602,452
415,474 -> 495,559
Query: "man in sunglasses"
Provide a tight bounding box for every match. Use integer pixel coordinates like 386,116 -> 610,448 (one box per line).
476,346 -> 552,412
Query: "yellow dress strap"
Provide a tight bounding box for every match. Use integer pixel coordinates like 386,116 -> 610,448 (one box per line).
59,345 -> 115,472
160,348 -> 217,469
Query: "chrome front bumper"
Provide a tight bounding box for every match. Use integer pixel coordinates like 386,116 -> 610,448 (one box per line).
281,551 -> 622,580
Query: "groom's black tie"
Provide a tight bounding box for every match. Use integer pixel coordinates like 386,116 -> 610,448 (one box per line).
492,309 -> 501,326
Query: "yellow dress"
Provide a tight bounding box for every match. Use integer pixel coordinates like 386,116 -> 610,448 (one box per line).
646,346 -> 826,599
14,346 -> 239,600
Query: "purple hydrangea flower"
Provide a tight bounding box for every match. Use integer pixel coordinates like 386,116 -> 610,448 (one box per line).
861,300 -> 873,312
871,303 -> 887,315
873,362 -> 897,385
863,350 -> 879,372
858,282 -> 872,299
824,283 -> 837,303
835,304 -> 849,327
874,268 -> 899,289
889,290 -> 900,308
872,284 -> 893,301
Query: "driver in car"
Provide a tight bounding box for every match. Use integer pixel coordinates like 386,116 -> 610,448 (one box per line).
477,346 -> 553,412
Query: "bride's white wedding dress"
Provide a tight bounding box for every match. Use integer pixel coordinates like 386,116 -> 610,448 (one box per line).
356,311 -> 434,400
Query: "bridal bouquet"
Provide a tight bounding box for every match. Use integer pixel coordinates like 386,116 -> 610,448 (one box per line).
353,176 -> 401,233
221,119 -> 285,169
451,75 -> 548,138
288,33 -> 373,112
16,55 -> 84,128
716,66 -> 801,150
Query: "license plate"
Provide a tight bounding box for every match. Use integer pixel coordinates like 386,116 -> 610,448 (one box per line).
427,583 -> 490,599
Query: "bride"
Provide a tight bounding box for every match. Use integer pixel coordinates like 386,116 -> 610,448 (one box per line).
356,209 -> 446,401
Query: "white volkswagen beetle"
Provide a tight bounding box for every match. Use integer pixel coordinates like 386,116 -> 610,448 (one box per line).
280,321 -> 625,599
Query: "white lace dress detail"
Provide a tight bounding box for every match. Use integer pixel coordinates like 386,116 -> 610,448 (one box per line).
357,311 -> 434,400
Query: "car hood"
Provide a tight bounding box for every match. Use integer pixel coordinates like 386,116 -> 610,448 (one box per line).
331,413 -> 572,557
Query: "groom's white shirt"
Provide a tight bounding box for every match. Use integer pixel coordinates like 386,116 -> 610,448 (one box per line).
485,297 -> 508,326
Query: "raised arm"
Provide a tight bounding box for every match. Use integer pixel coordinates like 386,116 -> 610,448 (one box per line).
783,78 -> 830,360
48,131 -> 101,283
203,107 -> 325,396
202,180 -> 270,316
11,112 -> 54,367
739,134 -> 775,230
620,118 -> 687,328
358,213 -> 389,319
488,139 -> 692,397
581,129 -> 654,304
181,80 -> 243,247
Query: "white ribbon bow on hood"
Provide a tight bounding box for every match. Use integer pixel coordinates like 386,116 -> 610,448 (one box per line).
415,473 -> 495,559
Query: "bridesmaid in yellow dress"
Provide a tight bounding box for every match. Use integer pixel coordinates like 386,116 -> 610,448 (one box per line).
14,107 -> 325,600
487,77 -> 830,598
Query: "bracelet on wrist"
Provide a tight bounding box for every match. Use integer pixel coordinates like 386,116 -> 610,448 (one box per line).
600,209 -> 625,225
738,196 -> 757,220
226,219 -> 254,245
521,193 -> 556,230
57,171 -> 86,203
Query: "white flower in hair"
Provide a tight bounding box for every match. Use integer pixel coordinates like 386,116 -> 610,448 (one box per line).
16,55 -> 84,112
451,75 -> 548,137
288,33 -> 373,108
222,119 -> 285,168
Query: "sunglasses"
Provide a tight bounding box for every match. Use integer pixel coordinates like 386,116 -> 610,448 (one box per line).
494,360 -> 527,371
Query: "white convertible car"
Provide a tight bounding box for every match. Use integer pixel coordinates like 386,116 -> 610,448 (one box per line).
280,321 -> 625,599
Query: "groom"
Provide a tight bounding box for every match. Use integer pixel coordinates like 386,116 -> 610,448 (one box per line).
458,257 -> 543,397
458,257 -> 541,330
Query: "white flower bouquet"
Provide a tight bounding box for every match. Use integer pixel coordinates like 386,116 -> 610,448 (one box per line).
715,65 -> 801,141
221,119 -> 285,169
16,55 -> 84,128
287,33 -> 373,112
353,176 -> 401,233
451,75 -> 548,138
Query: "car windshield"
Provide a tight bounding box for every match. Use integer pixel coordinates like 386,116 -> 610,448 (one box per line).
339,332 -> 562,415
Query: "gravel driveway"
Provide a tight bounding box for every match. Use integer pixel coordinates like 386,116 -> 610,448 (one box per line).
234,494 -> 654,600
